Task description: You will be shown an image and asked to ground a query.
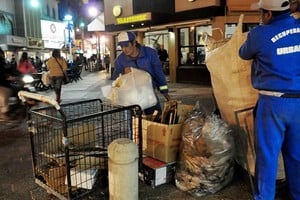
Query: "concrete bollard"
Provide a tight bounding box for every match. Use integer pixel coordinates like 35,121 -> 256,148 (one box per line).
108,138 -> 138,200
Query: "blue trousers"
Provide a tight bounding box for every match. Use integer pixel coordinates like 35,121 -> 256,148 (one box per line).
254,95 -> 300,200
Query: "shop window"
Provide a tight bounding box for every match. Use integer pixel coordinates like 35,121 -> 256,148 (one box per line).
243,23 -> 259,32
144,31 -> 169,51
225,23 -> 259,37
52,8 -> 56,19
179,25 -> 211,66
0,13 -> 13,35
225,23 -> 237,39
47,5 -> 50,17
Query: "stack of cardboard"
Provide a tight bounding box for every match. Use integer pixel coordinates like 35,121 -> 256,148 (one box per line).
134,101 -> 194,187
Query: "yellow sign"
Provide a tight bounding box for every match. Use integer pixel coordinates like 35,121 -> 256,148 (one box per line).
116,13 -> 151,25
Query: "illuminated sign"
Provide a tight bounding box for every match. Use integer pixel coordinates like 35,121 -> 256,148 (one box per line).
27,37 -> 43,49
116,12 -> 151,25
6,35 -> 26,46
41,20 -> 65,42
41,19 -> 75,49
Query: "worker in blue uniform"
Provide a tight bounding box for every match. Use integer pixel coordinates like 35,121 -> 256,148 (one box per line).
239,0 -> 300,199
112,31 -> 170,115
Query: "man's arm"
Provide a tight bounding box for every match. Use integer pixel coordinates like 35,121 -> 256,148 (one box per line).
112,59 -> 123,80
239,31 -> 257,60
149,49 -> 170,100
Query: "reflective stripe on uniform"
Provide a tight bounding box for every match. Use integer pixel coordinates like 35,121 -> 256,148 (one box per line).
160,85 -> 168,90
259,90 -> 284,97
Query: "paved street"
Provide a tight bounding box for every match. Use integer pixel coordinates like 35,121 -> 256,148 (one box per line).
0,70 -> 288,200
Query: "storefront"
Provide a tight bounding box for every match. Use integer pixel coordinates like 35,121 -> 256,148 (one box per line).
0,35 -> 27,61
103,0 -> 260,84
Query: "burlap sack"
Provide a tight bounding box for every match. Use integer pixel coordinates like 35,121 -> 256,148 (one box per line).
206,15 -> 285,179
206,15 -> 258,125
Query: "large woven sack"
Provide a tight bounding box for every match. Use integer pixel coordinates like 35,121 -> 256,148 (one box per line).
206,15 -> 258,174
206,15 -> 285,180
206,15 -> 258,125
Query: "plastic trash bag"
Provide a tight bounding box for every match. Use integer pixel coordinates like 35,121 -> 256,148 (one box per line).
106,68 -> 157,110
175,102 -> 235,197
41,71 -> 51,87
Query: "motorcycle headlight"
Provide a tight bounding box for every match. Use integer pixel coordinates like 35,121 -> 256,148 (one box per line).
22,75 -> 34,84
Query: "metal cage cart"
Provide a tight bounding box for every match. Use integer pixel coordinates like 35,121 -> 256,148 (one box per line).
18,91 -> 142,200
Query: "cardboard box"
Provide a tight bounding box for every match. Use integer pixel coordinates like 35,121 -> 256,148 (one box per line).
144,122 -> 183,163
134,104 -> 193,163
45,165 -> 68,194
142,156 -> 176,188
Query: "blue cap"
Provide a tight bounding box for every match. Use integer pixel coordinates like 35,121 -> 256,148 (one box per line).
117,31 -> 136,46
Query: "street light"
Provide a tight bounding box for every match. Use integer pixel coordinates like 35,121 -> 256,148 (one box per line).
30,0 -> 39,8
88,7 -> 99,18
64,14 -> 73,62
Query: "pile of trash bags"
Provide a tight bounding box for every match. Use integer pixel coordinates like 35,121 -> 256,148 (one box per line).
175,103 -> 235,197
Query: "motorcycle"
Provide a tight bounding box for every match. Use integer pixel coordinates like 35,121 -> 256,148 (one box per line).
7,74 -> 36,120
10,74 -> 36,94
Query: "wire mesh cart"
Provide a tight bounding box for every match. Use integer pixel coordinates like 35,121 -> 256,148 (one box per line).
18,91 -> 142,200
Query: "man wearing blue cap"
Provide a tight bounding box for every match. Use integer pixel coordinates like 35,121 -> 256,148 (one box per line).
112,31 -> 170,115
239,0 -> 300,199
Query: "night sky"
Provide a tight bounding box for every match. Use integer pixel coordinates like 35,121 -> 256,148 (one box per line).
58,0 -> 103,26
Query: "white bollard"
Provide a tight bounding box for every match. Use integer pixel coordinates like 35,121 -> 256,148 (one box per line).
108,138 -> 139,200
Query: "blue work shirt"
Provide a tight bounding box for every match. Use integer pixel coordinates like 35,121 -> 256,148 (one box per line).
113,43 -> 168,94
239,13 -> 300,93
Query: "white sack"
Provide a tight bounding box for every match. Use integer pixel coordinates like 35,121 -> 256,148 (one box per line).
106,68 -> 157,110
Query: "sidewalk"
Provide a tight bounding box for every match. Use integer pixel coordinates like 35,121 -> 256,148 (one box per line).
39,70 -> 111,102
0,69 -> 289,200
59,70 -> 216,113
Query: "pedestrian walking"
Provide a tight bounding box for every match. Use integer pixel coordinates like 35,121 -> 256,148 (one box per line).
46,49 -> 68,103
239,0 -> 300,199
103,54 -> 110,73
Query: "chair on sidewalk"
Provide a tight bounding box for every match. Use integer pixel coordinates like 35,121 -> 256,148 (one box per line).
67,64 -> 83,82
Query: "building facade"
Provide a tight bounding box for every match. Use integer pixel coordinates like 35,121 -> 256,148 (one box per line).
0,0 -> 65,61
103,0 -> 260,84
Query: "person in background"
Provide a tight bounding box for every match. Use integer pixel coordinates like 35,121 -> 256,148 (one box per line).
157,44 -> 169,63
0,48 -> 13,121
83,56 -> 88,71
73,55 -> 83,70
17,52 -> 37,74
46,49 -> 68,104
186,52 -> 195,65
103,54 -> 110,73
157,44 -> 169,74
112,31 -> 170,115
9,54 -> 19,76
89,54 -> 97,72
239,0 -> 300,199
35,56 -> 43,72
